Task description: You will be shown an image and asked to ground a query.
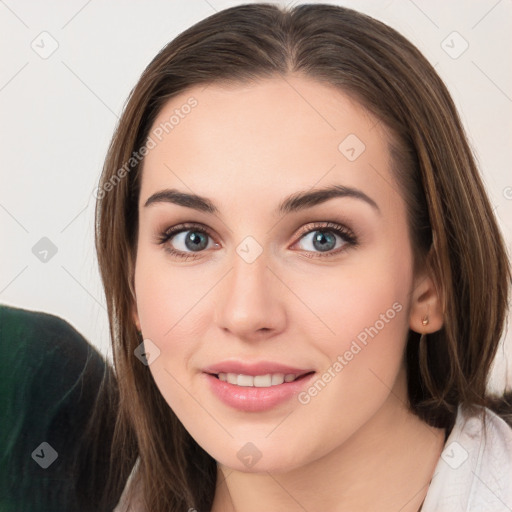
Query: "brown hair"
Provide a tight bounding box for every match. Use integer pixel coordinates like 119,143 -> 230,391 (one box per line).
94,3 -> 511,511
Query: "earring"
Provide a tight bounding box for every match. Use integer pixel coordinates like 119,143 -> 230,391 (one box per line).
419,315 -> 429,347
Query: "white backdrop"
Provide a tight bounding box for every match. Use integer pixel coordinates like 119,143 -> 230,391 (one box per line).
1,0 -> 511,393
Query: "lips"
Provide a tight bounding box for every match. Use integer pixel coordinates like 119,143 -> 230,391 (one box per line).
203,361 -> 314,387
202,360 -> 316,412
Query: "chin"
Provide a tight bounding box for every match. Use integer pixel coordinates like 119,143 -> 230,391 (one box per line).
202,435 -> 314,474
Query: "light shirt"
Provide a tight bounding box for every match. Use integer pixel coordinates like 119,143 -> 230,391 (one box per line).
421,404 -> 512,511
115,405 -> 512,511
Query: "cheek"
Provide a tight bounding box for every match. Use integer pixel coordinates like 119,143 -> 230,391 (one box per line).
133,250 -> 213,399
288,273 -> 411,456
133,260 -> 197,419
296,274 -> 409,388
301,241 -> 412,396
133,245 -> 200,339
292,239 -> 412,352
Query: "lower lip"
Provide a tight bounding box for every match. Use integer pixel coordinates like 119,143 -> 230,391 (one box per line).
204,373 -> 315,412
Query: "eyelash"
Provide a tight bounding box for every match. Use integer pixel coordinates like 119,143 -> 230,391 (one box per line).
156,221 -> 358,261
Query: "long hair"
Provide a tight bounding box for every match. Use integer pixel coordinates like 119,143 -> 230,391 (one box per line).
94,4 -> 511,511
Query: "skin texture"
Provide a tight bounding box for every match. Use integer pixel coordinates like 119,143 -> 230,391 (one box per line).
132,75 -> 446,511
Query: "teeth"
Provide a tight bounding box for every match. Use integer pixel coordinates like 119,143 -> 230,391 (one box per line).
237,374 -> 254,387
217,372 -> 298,387
271,373 -> 285,385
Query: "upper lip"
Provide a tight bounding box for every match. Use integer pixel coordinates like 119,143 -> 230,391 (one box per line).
203,360 -> 314,377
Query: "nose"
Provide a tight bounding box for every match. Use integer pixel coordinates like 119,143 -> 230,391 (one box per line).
214,248 -> 287,342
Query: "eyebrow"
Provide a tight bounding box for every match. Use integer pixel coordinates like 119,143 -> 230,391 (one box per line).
144,184 -> 380,216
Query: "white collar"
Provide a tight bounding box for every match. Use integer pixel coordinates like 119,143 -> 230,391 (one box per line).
422,404 -> 512,511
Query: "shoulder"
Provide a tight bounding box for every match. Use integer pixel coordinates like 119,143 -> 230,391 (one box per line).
422,404 -> 512,512
0,303 -> 99,370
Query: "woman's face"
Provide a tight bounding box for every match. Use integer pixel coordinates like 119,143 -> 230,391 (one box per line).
133,75 -> 429,472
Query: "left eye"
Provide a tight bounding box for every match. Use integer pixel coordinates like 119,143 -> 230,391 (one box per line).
291,222 -> 357,257
295,229 -> 346,253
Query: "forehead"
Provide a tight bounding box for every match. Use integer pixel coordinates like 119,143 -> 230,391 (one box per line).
139,75 -> 399,214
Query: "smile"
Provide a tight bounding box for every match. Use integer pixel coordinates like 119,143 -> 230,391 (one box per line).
204,367 -> 316,412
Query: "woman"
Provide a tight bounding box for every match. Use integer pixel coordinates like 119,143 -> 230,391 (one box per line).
94,3 -> 512,511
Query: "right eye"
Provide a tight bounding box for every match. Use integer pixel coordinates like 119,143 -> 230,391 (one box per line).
157,223 -> 219,260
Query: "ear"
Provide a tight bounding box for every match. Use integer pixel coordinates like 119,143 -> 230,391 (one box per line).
409,269 -> 444,334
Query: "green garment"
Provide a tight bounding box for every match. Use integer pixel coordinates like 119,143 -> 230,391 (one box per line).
0,304 -> 120,512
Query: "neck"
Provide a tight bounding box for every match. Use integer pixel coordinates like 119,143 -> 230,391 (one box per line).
211,370 -> 446,512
